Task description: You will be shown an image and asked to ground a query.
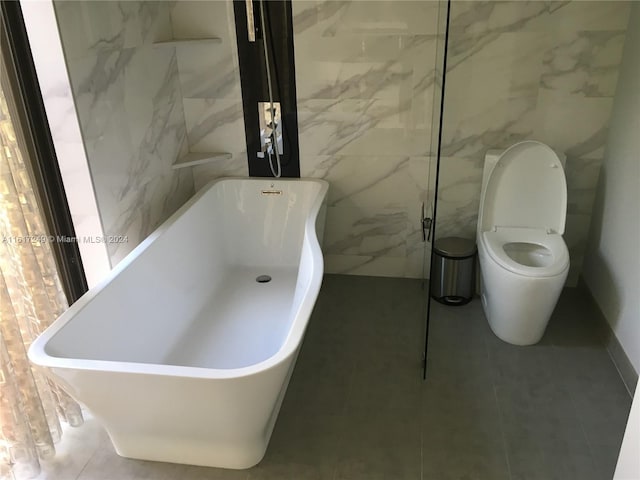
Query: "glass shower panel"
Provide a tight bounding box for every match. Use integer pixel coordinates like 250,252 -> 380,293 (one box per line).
422,0 -> 450,375
423,0 -> 449,271
292,0 -> 448,282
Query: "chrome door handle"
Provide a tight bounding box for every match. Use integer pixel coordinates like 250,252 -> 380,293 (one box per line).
421,203 -> 433,242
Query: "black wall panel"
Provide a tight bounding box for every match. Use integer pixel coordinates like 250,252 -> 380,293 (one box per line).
233,0 -> 300,178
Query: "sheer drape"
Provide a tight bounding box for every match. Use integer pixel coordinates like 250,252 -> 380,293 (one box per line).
0,80 -> 83,479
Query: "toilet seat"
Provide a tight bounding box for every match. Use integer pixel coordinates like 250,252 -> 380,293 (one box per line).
482,227 -> 569,278
479,141 -> 567,235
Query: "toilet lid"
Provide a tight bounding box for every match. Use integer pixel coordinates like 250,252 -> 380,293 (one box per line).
480,141 -> 567,234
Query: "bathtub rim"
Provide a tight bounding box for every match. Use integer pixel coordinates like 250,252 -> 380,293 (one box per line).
28,177 -> 328,380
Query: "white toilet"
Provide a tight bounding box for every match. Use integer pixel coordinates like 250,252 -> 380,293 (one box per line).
477,141 -> 570,345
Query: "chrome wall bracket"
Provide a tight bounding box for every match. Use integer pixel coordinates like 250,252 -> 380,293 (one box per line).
245,0 -> 256,42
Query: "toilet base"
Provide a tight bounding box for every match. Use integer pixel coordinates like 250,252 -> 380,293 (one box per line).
478,247 -> 568,346
481,291 -> 543,345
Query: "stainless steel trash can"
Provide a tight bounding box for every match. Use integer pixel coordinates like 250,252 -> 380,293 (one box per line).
431,237 -> 476,305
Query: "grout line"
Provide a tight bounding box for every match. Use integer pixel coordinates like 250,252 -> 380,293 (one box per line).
493,383 -> 514,480
488,328 -> 514,480
578,278 -> 637,398
419,329 -> 425,480
565,373 -> 598,472
420,369 -> 425,480
330,356 -> 358,480
73,444 -> 98,480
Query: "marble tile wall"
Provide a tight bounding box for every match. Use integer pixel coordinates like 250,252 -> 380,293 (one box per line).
169,1 -> 248,191
54,1 -> 195,266
438,0 -> 631,286
21,1 -> 111,288
292,1 -> 445,278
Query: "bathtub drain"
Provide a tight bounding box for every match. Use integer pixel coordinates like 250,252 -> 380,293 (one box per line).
256,275 -> 272,283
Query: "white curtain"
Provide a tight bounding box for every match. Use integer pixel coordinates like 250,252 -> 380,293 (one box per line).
0,77 -> 83,479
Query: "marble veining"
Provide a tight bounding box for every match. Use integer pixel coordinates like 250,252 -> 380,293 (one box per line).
564,157 -> 604,241
533,92 -> 614,178
183,99 -> 245,151
21,1 -> 112,287
295,34 -> 438,102
170,1 -> 247,186
55,1 -> 194,267
435,156 -> 483,240
325,209 -> 409,257
541,30 -> 627,98
120,54 -> 184,195
441,96 -> 538,159
436,0 -> 630,286
297,98 -> 429,158
308,155 -> 430,209
328,156 -> 413,207
293,0 -> 442,278
298,1 -> 441,37
176,45 -> 241,100
53,1 -> 172,61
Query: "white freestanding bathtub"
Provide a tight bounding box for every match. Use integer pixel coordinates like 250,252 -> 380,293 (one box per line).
28,177 -> 328,469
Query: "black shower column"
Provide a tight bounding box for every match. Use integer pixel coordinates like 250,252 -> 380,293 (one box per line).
233,0 -> 301,178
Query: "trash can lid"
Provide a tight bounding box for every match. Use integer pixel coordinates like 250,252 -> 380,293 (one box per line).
434,237 -> 477,258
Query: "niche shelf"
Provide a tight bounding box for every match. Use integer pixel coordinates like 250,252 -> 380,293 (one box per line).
153,37 -> 222,47
172,152 -> 232,170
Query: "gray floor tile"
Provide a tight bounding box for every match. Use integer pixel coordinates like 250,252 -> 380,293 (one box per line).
347,359 -> 423,413
544,288 -> 608,348
589,448 -> 621,480
423,385 -> 503,451
572,390 -> 631,475
34,415 -> 104,480
179,465 -> 250,480
336,411 -> 421,480
269,413 -> 344,463
422,446 -> 510,480
247,459 -> 333,480
334,450 -> 421,480
282,357 -> 353,416
249,415 -> 343,480
77,441 -> 186,480
425,347 -> 493,388
427,300 -> 491,354
507,446 -> 602,480
488,342 -> 559,388
554,346 -> 625,387
496,382 -> 589,452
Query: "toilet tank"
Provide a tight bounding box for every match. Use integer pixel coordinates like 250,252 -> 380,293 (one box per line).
481,150 -> 504,193
478,150 -> 506,235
